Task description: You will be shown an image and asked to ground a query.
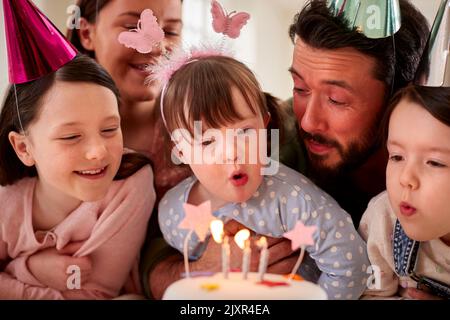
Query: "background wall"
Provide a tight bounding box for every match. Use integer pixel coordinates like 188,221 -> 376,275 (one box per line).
0,0 -> 442,101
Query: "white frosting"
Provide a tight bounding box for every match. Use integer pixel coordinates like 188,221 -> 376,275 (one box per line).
163,272 -> 327,300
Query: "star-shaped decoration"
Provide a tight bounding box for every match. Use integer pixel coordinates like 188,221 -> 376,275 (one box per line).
283,221 -> 317,250
200,283 -> 220,292
179,201 -> 215,242
283,274 -> 304,282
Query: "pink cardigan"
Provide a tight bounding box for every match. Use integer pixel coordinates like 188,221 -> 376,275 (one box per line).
0,166 -> 155,299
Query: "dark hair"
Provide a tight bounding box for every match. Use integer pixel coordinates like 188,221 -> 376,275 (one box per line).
67,0 -> 183,58
161,55 -> 282,135
382,85 -> 450,143
289,0 -> 429,98
67,0 -> 111,58
0,54 -> 151,186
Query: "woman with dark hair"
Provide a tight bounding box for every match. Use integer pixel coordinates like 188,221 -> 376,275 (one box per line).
67,0 -> 189,200
0,54 -> 155,299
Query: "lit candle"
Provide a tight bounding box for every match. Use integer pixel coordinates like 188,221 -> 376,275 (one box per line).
222,236 -> 230,278
234,229 -> 251,280
210,219 -> 224,243
210,220 -> 230,278
242,239 -> 251,280
257,236 -> 269,281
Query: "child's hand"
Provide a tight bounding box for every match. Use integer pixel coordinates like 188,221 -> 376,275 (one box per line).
27,242 -> 92,291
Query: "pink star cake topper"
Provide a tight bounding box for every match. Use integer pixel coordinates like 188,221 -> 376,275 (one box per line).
179,201 -> 215,242
283,221 -> 317,250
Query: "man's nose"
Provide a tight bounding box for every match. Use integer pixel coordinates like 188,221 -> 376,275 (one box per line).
300,95 -> 328,133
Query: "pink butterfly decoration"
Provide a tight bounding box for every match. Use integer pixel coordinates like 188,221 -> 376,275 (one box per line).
118,9 -> 164,54
211,0 -> 250,39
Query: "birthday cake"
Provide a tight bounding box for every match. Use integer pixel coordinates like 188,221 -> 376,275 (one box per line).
163,272 -> 327,300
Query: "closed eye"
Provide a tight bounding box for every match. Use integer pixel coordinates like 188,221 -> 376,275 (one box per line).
389,155 -> 403,162
293,87 -> 308,95
102,127 -> 119,132
123,24 -> 137,30
201,137 -> 216,146
236,128 -> 253,135
328,97 -> 345,106
102,127 -> 119,136
59,135 -> 81,141
164,30 -> 180,37
427,160 -> 446,168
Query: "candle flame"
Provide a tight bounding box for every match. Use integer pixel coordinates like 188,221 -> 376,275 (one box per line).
256,236 -> 267,248
210,219 -> 224,243
234,229 -> 250,249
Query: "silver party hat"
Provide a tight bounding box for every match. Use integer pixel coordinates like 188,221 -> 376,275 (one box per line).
327,0 -> 401,39
415,0 -> 450,87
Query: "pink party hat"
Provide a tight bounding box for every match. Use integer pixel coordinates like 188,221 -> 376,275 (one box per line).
2,0 -> 77,84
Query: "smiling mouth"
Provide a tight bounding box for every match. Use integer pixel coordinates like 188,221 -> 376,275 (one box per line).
130,63 -> 148,73
75,166 -> 107,178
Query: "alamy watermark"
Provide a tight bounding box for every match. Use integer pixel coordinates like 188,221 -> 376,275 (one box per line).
66,5 -> 81,30
169,121 -> 280,176
66,265 -> 81,290
64,3 -> 389,31
366,264 -> 382,290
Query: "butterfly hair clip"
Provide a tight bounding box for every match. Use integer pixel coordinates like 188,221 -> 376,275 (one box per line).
211,0 -> 250,39
118,9 -> 164,54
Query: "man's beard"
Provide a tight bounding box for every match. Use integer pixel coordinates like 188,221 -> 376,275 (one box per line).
299,127 -> 379,183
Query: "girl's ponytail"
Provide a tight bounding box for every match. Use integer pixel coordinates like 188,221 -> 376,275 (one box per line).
264,92 -> 285,144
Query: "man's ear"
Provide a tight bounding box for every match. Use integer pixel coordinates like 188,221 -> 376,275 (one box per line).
264,112 -> 271,128
8,132 -> 35,167
78,17 -> 96,51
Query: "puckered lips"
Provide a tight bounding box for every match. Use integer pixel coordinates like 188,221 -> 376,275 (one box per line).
229,170 -> 249,187
399,201 -> 417,217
